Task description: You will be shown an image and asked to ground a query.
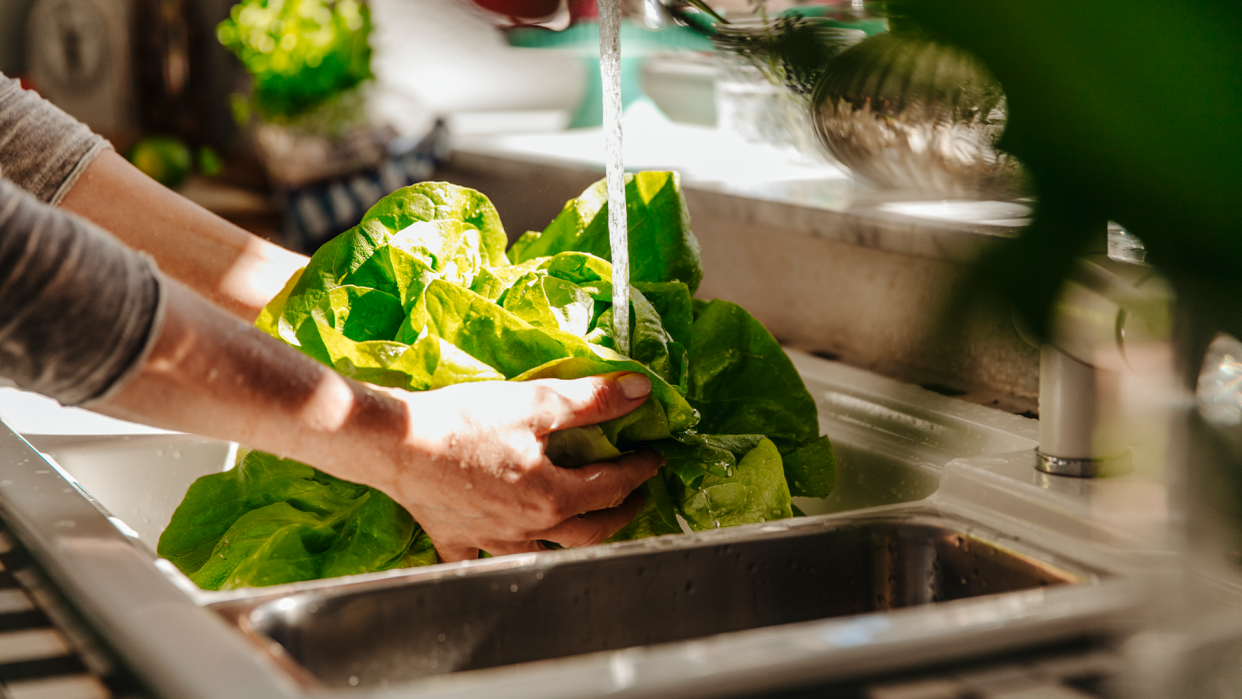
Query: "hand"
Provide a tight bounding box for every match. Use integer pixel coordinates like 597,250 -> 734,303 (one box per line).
377,373 -> 663,562
93,280 -> 659,563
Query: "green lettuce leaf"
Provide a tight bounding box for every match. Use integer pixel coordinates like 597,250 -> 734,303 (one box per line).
672,438 -> 793,531
160,451 -> 421,591
688,299 -> 820,453
509,172 -> 703,294
275,183 -> 505,346
160,174 -> 837,590
607,476 -> 683,542
782,435 -> 837,498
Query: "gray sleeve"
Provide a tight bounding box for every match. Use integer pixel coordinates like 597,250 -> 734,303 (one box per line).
0,73 -> 111,206
0,177 -> 165,406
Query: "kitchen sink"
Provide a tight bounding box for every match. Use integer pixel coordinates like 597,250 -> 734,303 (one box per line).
0,352 -> 1137,699
213,511 -> 1089,689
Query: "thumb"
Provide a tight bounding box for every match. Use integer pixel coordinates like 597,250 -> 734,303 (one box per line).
526,372 -> 652,435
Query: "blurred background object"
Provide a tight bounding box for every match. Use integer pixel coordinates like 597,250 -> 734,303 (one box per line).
811,30 -> 1025,196
215,0 -> 373,124
500,1 -> 713,128
127,134 -> 193,188
712,16 -> 866,159
23,0 -> 141,144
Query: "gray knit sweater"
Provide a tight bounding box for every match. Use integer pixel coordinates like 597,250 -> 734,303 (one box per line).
0,73 -> 164,406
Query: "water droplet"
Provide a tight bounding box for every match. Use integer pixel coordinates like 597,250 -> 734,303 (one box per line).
509,584 -> 519,593
208,368 -> 219,381
348,676 -> 359,686
437,633 -> 446,642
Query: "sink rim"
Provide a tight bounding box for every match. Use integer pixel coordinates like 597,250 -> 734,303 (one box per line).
207,503 -> 1138,698
201,502 -> 1103,609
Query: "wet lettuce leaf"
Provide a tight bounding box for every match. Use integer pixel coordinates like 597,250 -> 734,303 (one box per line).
508,171 -> 703,295
159,451 -> 429,590
607,476 -> 682,541
671,437 -> 794,531
688,299 -> 820,454
160,174 -> 835,590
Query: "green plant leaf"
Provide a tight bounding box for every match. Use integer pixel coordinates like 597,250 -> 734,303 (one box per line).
672,438 -> 793,531
782,435 -> 837,498
162,175 -> 837,590
509,172 -> 703,294
688,299 -> 819,454
607,476 -> 683,542
161,451 -> 428,591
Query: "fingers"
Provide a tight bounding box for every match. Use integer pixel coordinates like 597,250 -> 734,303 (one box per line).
526,372 -> 652,435
546,449 -> 663,516
434,542 -> 481,564
429,493 -> 643,562
535,490 -> 644,548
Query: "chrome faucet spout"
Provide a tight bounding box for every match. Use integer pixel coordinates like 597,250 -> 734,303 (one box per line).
1033,251 -> 1170,478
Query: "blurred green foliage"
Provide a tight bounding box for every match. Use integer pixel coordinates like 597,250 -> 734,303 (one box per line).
128,136 -> 193,189
217,0 -> 373,122
890,0 -> 1242,348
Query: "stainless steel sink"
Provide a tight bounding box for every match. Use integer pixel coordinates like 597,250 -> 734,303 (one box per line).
0,352 -> 1142,699
205,508 -> 1107,694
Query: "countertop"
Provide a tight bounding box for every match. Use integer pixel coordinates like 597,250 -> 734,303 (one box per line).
447,105 -> 1031,263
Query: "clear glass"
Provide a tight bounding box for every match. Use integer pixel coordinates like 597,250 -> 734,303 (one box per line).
1108,221 -> 1147,263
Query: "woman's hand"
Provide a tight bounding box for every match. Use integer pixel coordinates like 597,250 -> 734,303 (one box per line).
372,373 -> 662,561
96,280 -> 662,563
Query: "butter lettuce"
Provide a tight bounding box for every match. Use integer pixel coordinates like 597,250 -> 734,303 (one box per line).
509,171 -> 703,294
159,174 -> 835,590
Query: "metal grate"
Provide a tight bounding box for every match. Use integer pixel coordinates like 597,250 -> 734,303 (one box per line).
0,530 -> 142,699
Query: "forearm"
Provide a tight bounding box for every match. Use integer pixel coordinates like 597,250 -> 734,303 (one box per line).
91,278 -> 413,491
59,151 -> 307,322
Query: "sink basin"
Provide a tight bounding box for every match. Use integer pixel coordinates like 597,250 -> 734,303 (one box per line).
791,351 -> 1037,515
216,511 -> 1088,690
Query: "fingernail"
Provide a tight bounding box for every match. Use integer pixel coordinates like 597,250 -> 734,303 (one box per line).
617,372 -> 652,400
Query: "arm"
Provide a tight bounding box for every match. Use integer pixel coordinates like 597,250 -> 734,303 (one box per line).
59,150 -> 307,322
0,72 -> 304,321
0,176 -> 658,562
96,278 -> 661,561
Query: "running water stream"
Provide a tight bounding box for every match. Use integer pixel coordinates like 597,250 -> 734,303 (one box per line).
598,0 -> 630,356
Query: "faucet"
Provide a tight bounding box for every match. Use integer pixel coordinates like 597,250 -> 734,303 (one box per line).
1030,236 -> 1171,478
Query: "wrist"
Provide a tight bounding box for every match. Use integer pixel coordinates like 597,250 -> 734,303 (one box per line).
303,380 -> 427,499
